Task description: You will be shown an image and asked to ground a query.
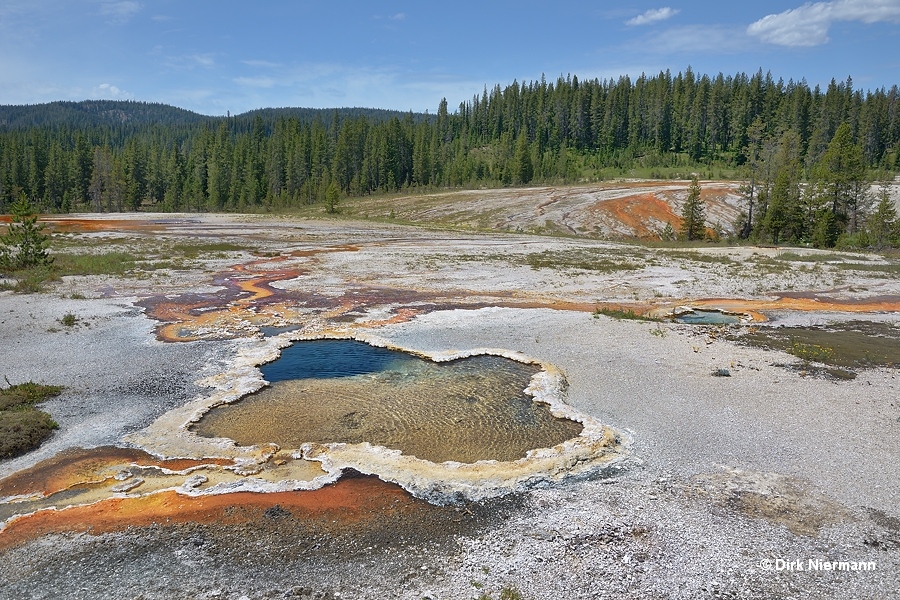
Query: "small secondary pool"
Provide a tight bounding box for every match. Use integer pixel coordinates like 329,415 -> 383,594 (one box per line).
674,309 -> 741,325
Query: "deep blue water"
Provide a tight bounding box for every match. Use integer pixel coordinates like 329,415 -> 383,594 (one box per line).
261,339 -> 415,382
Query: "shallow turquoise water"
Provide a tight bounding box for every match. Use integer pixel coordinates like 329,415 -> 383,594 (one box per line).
674,310 -> 740,325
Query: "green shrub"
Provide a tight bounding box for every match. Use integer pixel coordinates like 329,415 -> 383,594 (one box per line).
790,341 -> 835,363
0,381 -> 63,458
0,410 -> 59,459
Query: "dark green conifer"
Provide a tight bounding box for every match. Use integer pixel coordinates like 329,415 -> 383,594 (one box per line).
680,175 -> 706,241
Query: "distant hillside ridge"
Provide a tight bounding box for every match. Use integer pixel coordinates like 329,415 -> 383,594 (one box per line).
0,100 -> 428,130
0,100 -> 208,129
236,107 -> 429,123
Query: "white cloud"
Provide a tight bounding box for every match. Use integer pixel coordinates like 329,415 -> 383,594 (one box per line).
626,7 -> 680,26
748,0 -> 900,47
91,83 -> 133,99
98,1 -> 142,24
389,13 -> 406,21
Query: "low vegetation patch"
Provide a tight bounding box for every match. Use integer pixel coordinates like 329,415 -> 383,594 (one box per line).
661,250 -> 737,265
54,251 -> 142,276
0,381 -> 63,459
526,248 -> 640,272
2,234 -> 254,292
167,241 -> 250,258
728,321 -> 900,377
593,307 -> 659,321
834,262 -> 900,276
775,252 -> 861,263
477,586 -> 525,600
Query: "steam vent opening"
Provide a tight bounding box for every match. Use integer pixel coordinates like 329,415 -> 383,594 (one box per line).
192,339 -> 584,464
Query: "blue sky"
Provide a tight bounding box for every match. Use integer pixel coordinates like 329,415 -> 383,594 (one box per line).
1,1 -> 899,115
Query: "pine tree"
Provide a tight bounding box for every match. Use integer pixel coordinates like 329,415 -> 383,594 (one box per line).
324,180 -> 340,214
680,175 -> 706,241
0,196 -> 53,271
815,123 -> 865,221
739,117 -> 766,238
761,129 -> 803,243
661,221 -> 675,241
869,182 -> 897,248
513,131 -> 533,185
764,170 -> 797,244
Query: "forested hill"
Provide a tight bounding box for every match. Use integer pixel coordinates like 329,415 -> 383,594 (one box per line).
0,101 -> 208,129
1,68 -> 899,247
0,100 -> 421,130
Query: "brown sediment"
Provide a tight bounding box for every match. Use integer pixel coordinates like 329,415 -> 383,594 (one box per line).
0,446 -> 234,499
146,279 -> 645,342
134,237 -> 638,343
139,247 -> 381,341
0,475 -> 423,550
289,244 -> 360,258
139,255 -> 307,341
141,246 -> 900,344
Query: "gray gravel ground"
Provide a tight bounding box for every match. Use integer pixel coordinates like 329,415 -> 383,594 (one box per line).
0,214 -> 897,599
0,293 -> 222,479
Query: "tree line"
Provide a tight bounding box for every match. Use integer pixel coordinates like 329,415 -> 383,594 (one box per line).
1,68 -> 899,247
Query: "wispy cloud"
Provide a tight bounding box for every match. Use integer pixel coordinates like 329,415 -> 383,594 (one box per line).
186,54 -> 216,68
624,25 -> 752,56
748,0 -> 900,47
158,52 -> 217,71
233,76 -> 276,88
98,1 -> 142,24
241,60 -> 282,68
626,7 -> 680,26
372,12 -> 407,21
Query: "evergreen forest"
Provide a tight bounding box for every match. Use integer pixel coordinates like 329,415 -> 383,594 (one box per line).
2,68 -> 899,247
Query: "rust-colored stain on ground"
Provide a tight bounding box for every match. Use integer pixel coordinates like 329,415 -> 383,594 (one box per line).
591,193 -> 682,238
694,294 -> 900,315
0,475 -> 421,550
41,218 -> 166,233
